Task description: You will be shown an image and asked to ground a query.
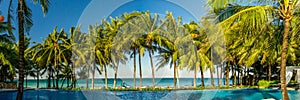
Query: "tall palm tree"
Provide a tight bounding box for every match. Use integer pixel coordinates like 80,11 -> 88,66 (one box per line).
29,27 -> 69,89
115,11 -> 164,88
16,0 -> 49,99
207,0 -> 300,99
157,12 -> 200,89
102,17 -> 128,89
183,21 -> 201,88
65,26 -> 86,88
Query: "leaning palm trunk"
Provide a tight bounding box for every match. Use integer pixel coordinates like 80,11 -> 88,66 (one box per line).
148,50 -> 155,88
210,67 -> 214,88
113,63 -> 119,88
139,53 -> 143,87
200,66 -> 205,88
17,0 -> 25,99
280,17 -> 291,100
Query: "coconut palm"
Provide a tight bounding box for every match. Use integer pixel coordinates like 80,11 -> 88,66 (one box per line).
184,18 -> 223,88
15,0 -> 50,99
156,12 -> 200,89
118,12 -> 143,88
29,27 -> 69,89
207,0 -> 300,99
102,17 -> 128,89
64,26 -> 86,88
114,11 -> 165,88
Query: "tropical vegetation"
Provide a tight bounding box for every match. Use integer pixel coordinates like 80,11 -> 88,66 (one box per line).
0,0 -> 300,100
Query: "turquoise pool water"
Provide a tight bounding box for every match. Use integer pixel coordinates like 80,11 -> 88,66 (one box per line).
1,88 -> 300,100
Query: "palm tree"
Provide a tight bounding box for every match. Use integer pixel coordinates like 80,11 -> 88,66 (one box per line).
102,17 -> 128,89
65,26 -> 86,88
157,12 -> 201,89
16,0 -> 49,99
183,21 -> 201,88
207,0 -> 300,99
29,27 -> 69,89
114,11 -> 165,88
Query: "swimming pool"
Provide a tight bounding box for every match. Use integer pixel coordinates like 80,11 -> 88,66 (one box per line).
1,88 -> 299,100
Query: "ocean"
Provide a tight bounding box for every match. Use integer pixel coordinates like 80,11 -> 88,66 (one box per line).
22,78 -> 233,88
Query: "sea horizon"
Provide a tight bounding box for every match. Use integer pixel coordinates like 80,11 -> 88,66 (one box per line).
16,78 -> 233,89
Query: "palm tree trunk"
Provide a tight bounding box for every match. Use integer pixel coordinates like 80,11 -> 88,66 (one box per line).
220,63 -> 223,86
177,64 -> 180,89
280,17 -> 290,100
86,66 -> 90,89
268,64 -> 271,81
247,68 -> 249,86
148,50 -> 155,88
37,68 -> 39,88
252,67 -> 256,86
26,74 -> 28,88
67,76 -> 69,87
52,68 -> 55,88
17,0 -> 25,99
200,66 -> 205,88
226,61 -> 230,86
173,63 -> 177,88
216,65 -> 220,87
234,66 -> 237,86
194,66 -> 197,88
47,71 -> 51,88
237,67 -> 240,85
92,64 -> 95,89
61,78 -> 66,88
210,67 -> 214,88
113,63 -> 119,88
231,65 -> 234,85
56,68 -> 59,89
133,50 -> 136,88
104,65 -> 108,89
72,56 -> 76,88
139,53 -> 143,87
240,67 -> 243,86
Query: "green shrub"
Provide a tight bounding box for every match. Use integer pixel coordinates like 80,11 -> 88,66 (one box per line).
269,80 -> 280,84
258,80 -> 270,88
290,80 -> 297,84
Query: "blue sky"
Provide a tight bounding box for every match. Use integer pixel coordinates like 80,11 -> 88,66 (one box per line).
0,0 -> 223,78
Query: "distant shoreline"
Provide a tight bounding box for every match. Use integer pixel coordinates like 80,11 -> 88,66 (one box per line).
14,78 -> 226,80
